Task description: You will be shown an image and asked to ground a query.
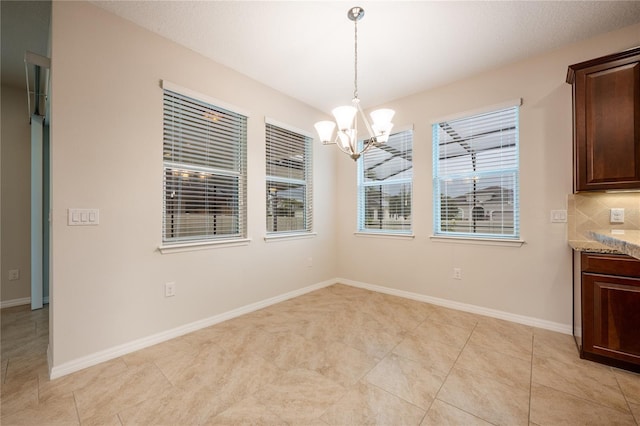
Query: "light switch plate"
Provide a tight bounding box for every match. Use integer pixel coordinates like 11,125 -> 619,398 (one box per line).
8,269 -> 19,281
68,208 -> 100,226
610,208 -> 624,224
550,210 -> 567,223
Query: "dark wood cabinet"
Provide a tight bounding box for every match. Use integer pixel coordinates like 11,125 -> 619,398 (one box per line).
578,252 -> 640,372
567,47 -> 640,192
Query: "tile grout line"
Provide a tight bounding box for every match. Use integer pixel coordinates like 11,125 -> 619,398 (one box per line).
310,289 -> 436,423
364,379 -> 429,415
533,380 -> 638,419
308,290 -> 374,424
388,310 -> 443,425
357,308 -> 432,415
231,289 -> 344,424
348,301 -> 442,423
427,320 -> 501,426
530,334 -> 638,418
611,367 -> 639,426
426,321 -> 480,421
528,333 -> 534,425
3,358 -> 9,385
36,370 -> 40,402
71,390 -> 82,425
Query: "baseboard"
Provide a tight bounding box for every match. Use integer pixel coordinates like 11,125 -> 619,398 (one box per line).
0,296 -> 49,309
337,278 -> 572,335
0,297 -> 31,309
49,278 -> 337,379
49,275 -> 571,379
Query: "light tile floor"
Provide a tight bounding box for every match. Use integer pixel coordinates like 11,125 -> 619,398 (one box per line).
1,284 -> 639,425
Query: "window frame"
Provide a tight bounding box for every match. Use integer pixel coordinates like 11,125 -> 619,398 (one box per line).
432,100 -> 522,243
159,81 -> 249,253
264,118 -> 314,238
356,127 -> 414,236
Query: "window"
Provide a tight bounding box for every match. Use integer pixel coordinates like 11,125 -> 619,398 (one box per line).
357,129 -> 413,234
265,121 -> 312,234
162,85 -> 247,244
433,104 -> 519,239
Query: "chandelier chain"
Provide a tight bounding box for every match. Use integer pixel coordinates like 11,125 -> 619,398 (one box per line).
353,17 -> 358,100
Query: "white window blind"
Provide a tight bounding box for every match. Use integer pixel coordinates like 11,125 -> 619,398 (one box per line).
163,88 -> 247,243
266,122 -> 312,233
433,106 -> 519,239
357,129 -> 413,234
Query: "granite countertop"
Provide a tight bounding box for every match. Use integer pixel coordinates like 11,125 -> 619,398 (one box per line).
567,238 -> 622,254
586,229 -> 640,260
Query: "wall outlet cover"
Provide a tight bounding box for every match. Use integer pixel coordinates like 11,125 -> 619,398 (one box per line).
164,282 -> 176,297
610,208 -> 625,224
453,268 -> 462,280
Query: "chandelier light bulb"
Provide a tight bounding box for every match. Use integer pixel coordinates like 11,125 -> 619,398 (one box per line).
372,122 -> 394,143
314,121 -> 336,143
332,105 -> 357,131
370,108 -> 395,126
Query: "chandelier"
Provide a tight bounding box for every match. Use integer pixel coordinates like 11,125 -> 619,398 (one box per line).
314,6 -> 395,161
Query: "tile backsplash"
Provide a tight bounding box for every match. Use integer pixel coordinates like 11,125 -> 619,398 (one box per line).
568,192 -> 640,242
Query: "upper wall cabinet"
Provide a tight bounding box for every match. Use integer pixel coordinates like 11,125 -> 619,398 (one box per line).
567,47 -> 640,192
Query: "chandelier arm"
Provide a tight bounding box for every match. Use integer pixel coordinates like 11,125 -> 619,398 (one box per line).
353,136 -> 377,159
332,131 -> 354,156
360,138 -> 377,156
349,133 -> 360,157
355,98 -> 376,140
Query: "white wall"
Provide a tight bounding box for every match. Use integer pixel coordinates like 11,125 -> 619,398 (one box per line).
50,1 -> 337,367
1,85 -> 31,304
49,0 -> 640,372
336,23 -> 640,327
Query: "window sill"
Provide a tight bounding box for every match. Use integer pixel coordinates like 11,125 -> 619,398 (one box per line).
354,232 -> 415,240
158,238 -> 251,254
264,232 -> 317,242
429,235 -> 525,247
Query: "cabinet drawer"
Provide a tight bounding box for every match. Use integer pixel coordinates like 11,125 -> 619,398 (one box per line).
581,252 -> 640,277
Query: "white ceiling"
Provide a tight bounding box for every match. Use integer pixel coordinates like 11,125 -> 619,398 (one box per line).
3,1 -> 640,114
89,1 -> 640,112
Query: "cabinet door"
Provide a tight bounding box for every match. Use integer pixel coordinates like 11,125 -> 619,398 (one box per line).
571,50 -> 640,191
582,272 -> 640,364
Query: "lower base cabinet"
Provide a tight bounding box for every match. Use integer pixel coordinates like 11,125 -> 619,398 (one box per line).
576,252 -> 640,372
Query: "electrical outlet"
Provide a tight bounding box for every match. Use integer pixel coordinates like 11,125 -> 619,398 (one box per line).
610,208 -> 625,224
453,268 -> 462,280
165,282 -> 176,297
8,269 -> 19,281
